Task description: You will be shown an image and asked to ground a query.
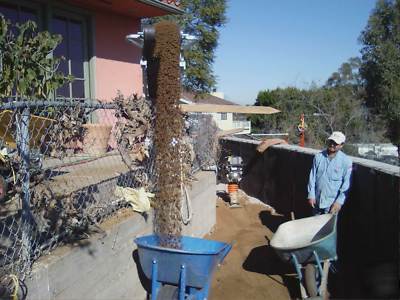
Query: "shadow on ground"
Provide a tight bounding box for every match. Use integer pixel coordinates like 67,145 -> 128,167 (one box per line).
242,244 -> 301,299
240,210 -> 302,298
216,191 -> 230,204
258,210 -> 288,233
132,249 -> 151,296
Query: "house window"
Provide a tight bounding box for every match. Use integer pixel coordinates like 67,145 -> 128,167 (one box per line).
220,112 -> 227,120
0,2 -> 39,25
52,15 -> 87,99
0,1 -> 91,100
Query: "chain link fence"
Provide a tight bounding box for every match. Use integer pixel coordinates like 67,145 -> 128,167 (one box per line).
185,113 -> 219,172
0,97 -> 156,284
0,97 -> 219,293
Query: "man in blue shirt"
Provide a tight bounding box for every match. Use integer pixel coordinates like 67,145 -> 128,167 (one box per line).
307,131 -> 352,215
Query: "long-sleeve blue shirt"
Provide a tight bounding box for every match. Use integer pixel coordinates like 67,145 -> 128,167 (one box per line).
307,150 -> 352,209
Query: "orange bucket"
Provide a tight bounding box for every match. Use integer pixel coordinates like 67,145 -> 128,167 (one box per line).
227,183 -> 239,194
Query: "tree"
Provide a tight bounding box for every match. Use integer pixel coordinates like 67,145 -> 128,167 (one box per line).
326,57 -> 362,89
306,86 -> 378,145
250,89 -> 281,133
251,1 -> 399,151
250,87 -> 311,143
148,0 -> 227,93
323,58 -> 386,144
250,85 -> 381,148
359,0 -> 400,148
0,18 -> 71,100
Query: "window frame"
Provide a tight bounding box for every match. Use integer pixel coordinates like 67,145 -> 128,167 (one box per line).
0,0 -> 95,100
0,0 -> 43,27
220,112 -> 228,121
50,9 -> 90,99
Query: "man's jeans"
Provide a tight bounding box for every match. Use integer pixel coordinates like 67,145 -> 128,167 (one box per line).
313,207 -> 330,215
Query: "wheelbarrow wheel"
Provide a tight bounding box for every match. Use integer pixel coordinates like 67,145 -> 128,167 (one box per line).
305,263 -> 318,297
156,285 -> 179,300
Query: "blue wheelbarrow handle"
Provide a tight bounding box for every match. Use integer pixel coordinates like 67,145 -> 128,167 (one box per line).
218,244 -> 232,263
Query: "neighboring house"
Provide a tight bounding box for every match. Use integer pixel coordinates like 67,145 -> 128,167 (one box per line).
351,143 -> 398,159
181,91 -> 251,134
0,0 -> 181,103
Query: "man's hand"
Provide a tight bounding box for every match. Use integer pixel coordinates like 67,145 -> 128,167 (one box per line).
308,198 -> 316,208
330,202 -> 342,214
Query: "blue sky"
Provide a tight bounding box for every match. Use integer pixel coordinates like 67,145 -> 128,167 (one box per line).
213,0 -> 378,105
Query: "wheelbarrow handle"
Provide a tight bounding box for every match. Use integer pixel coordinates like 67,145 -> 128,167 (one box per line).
218,244 -> 232,263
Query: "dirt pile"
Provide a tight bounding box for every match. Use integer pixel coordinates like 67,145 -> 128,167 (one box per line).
208,197 -> 299,299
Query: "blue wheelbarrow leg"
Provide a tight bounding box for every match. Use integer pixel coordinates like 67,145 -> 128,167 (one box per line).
179,265 -> 186,300
151,259 -> 161,300
312,250 -> 323,278
291,253 -> 309,299
290,253 -> 303,282
311,251 -> 331,297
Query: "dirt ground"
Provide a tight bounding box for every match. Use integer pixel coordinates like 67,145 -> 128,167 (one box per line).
207,197 -> 301,300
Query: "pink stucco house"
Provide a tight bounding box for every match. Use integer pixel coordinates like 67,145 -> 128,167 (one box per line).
0,0 -> 181,150
0,0 -> 181,101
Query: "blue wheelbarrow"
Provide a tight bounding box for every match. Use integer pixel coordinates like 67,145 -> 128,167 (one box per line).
270,214 -> 337,299
135,234 -> 231,300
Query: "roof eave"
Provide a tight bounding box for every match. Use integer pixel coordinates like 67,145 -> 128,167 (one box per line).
137,0 -> 184,15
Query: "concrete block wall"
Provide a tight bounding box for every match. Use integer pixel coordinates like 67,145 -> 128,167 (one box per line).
182,171 -> 216,237
221,137 -> 399,299
26,171 -> 216,300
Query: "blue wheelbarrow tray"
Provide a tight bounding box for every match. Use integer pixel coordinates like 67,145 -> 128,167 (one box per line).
135,234 -> 231,299
270,214 -> 337,264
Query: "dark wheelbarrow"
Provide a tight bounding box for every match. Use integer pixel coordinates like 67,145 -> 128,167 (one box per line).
135,235 -> 231,300
270,214 -> 338,299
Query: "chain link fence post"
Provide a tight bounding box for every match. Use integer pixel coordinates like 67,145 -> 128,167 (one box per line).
16,106 -> 34,274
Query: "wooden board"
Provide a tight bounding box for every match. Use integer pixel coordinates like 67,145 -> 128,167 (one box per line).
180,104 -> 280,114
0,110 -> 55,149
